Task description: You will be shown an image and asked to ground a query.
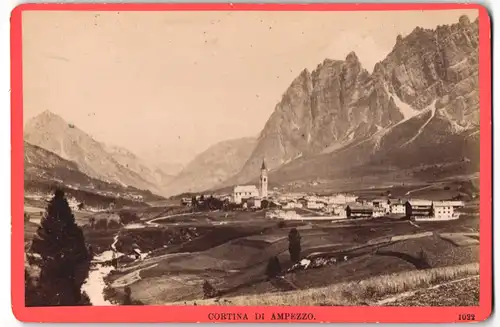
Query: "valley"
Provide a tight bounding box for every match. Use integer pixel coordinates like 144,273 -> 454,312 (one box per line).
22,11 -> 483,309
24,197 -> 479,306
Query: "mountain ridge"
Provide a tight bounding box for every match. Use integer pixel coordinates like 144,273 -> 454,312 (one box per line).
216,14 -> 479,191
23,111 -> 171,194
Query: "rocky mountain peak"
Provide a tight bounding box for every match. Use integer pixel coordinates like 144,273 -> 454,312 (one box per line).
222,14 -> 479,187
345,51 -> 360,65
459,14 -> 471,26
27,110 -> 67,128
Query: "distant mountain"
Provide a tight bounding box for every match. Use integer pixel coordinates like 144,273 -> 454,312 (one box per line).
164,137 -> 257,196
222,15 -> 479,189
24,111 -> 171,194
104,144 -> 175,189
24,141 -> 164,204
154,161 -> 184,176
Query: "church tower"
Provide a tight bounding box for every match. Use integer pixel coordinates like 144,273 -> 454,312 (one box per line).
260,159 -> 268,198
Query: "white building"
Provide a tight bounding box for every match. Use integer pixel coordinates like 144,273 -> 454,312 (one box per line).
327,194 -> 358,205
373,207 -> 386,217
232,159 -> 269,205
433,201 -> 460,220
282,200 -> 302,209
390,202 -> 406,214
233,185 -> 259,204
372,199 -> 390,213
307,201 -> 325,210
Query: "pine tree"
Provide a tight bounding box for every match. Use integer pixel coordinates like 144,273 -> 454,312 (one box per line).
288,228 -> 302,263
29,189 -> 91,306
265,256 -> 282,278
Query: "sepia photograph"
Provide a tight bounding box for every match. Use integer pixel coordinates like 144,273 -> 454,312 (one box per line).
20,6 -> 484,312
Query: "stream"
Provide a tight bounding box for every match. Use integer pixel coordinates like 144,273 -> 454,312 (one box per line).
80,212 -> 202,305
81,234 -> 121,305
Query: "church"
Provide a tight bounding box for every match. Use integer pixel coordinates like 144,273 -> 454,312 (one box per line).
232,159 -> 268,205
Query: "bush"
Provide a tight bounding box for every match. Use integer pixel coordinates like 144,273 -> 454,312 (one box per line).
118,210 -> 140,225
107,219 -> 121,229
418,249 -> 431,267
277,221 -> 286,228
29,189 -> 91,306
202,280 -> 218,299
266,256 -> 282,278
95,218 -> 109,230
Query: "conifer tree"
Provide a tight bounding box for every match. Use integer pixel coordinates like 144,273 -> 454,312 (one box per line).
30,189 -> 91,306
288,228 -> 302,263
265,256 -> 282,278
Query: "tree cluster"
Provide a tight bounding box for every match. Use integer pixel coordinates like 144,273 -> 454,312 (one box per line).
118,210 -> 140,225
191,195 -> 226,211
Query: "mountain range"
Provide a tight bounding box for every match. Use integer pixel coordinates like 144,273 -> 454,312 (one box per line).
24,141 -> 164,203
23,15 -> 480,198
217,14 -> 480,190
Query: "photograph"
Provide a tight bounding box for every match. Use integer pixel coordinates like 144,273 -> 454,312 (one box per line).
14,3 -> 491,323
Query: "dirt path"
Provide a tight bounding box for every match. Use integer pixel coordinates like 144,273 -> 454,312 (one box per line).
405,184 -> 434,196
147,212 -> 200,225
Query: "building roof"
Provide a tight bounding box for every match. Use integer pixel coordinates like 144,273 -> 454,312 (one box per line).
407,199 -> 433,206
234,185 -> 258,193
347,204 -> 374,210
433,201 -> 463,207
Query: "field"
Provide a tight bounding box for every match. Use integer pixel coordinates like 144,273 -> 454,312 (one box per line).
24,197 -> 481,307
95,207 -> 480,305
172,263 -> 479,306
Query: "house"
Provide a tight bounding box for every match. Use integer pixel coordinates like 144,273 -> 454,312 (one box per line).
372,199 -> 391,213
306,200 -> 325,210
389,200 -> 405,215
297,198 -> 308,207
404,200 -> 433,219
446,200 -> 465,208
279,210 -> 301,220
328,194 -> 359,205
433,202 -> 454,220
181,198 -> 192,206
332,206 -> 347,218
346,204 -> 374,219
432,201 -> 460,220
282,200 -> 302,210
246,197 -> 262,209
373,207 -> 386,217
233,185 -> 259,204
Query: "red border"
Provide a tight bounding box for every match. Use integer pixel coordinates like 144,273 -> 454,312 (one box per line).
11,3 -> 492,323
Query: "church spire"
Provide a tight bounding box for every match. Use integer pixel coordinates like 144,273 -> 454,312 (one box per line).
261,159 -> 267,170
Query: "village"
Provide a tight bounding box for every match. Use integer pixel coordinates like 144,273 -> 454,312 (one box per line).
180,159 -> 466,223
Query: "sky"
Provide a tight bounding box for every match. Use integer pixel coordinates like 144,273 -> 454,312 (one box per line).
22,9 -> 478,165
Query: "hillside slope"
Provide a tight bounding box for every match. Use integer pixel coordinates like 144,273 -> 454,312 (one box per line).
24,141 -> 164,203
24,111 -> 170,194
164,137 -> 256,196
